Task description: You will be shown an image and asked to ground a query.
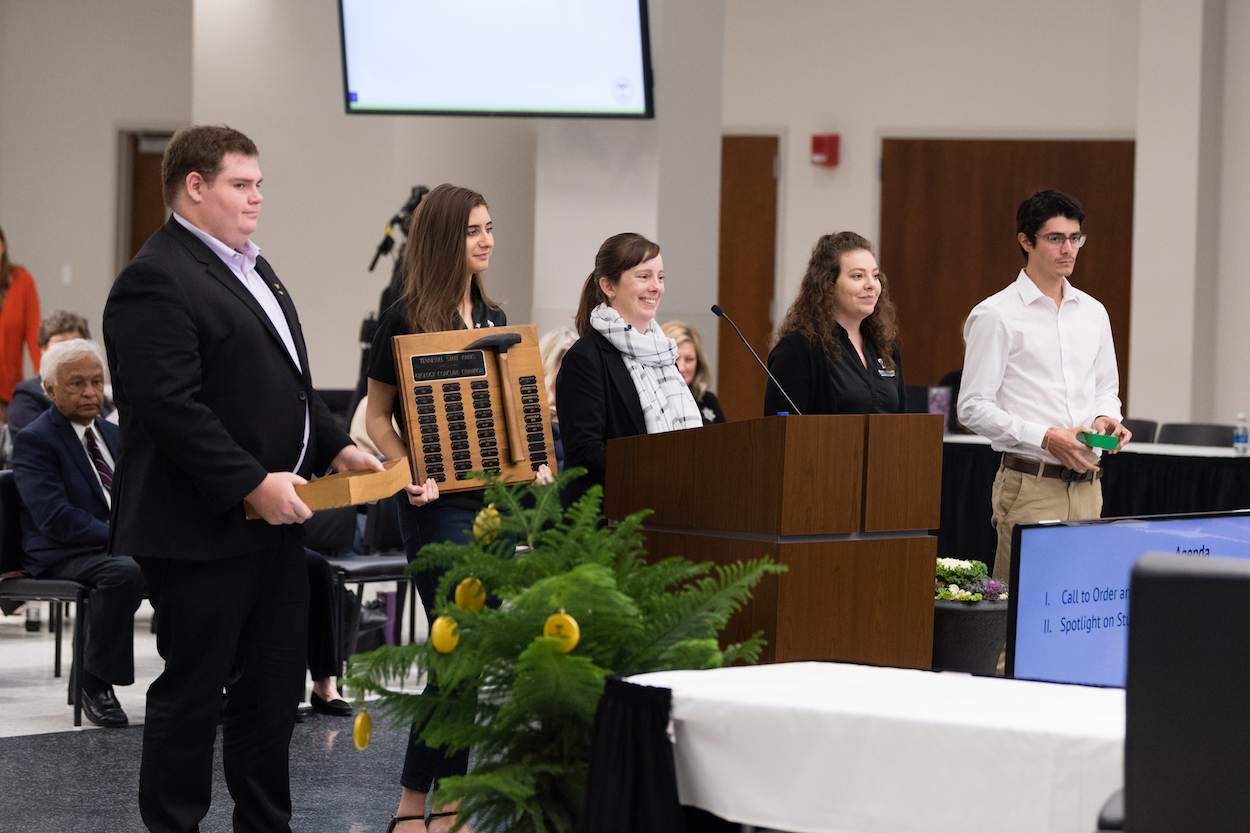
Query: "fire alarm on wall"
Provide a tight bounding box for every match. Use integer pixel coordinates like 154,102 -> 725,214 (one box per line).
811,134 -> 840,167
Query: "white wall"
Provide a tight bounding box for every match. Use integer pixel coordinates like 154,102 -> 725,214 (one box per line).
1128,0 -> 1217,424
192,0 -> 538,388
722,0 -> 1139,338
532,0 -> 724,368
1213,0 -> 1250,423
0,0 -> 192,368
15,0 -> 1250,425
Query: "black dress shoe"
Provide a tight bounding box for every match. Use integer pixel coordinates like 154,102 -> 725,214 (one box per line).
81,686 -> 128,728
309,692 -> 353,717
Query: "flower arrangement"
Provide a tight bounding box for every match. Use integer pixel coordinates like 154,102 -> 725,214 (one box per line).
935,557 -> 1008,602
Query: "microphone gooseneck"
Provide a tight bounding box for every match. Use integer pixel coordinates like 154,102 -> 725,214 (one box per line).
711,305 -> 802,416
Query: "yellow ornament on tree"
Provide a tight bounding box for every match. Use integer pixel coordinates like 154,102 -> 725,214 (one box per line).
354,707 -> 372,750
431,615 -> 460,653
473,504 -> 501,544
543,609 -> 580,652
455,576 -> 486,612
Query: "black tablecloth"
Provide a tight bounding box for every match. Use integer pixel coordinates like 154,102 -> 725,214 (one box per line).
938,441 -> 1250,576
581,677 -> 737,833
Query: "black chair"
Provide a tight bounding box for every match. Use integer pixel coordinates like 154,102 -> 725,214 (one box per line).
1120,418 -> 1157,444
323,497 -> 417,676
0,470 -> 88,726
1096,552 -> 1250,830
1156,422 -> 1233,447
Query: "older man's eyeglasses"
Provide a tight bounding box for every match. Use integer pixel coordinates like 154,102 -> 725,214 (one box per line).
1036,233 -> 1087,249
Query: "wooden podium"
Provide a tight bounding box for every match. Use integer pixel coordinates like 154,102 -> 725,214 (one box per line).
604,414 -> 943,668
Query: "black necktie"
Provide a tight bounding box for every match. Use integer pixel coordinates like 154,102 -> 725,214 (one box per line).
85,428 -> 113,495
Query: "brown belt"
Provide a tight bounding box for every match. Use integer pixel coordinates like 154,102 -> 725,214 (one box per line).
1002,453 -> 1100,483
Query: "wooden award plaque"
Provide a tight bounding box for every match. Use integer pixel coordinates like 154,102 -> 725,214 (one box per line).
390,325 -> 554,493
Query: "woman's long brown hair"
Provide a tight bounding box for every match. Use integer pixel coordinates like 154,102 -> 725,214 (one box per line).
400,184 -> 500,333
774,231 -> 898,370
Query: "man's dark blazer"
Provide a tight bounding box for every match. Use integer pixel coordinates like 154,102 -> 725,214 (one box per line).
555,328 -> 646,508
8,376 -> 51,433
11,407 -> 119,576
102,216 -> 351,561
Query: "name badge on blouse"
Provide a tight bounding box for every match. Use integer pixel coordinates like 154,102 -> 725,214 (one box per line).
877,358 -> 896,378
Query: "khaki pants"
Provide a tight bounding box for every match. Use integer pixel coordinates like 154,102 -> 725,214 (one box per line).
990,461 -> 1103,584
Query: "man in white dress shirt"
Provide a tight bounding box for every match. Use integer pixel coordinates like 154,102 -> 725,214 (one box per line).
958,190 -> 1131,583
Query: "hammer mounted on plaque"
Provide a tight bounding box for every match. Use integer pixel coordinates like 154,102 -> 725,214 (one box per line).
390,325 -> 554,493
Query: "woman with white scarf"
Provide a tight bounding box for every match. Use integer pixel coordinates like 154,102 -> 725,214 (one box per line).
557,233 -> 702,509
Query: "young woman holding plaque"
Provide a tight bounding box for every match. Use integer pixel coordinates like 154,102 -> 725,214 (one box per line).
365,183 -> 509,833
764,231 -> 907,416
556,233 -> 702,509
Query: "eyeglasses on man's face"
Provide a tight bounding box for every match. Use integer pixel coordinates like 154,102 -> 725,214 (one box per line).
1036,233 -> 1087,249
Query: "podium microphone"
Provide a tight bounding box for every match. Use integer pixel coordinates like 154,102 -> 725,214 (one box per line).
711,304 -> 802,416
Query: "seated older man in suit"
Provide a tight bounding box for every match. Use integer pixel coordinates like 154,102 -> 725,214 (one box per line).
12,338 -> 143,727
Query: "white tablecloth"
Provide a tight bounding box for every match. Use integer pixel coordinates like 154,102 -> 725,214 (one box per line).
628,662 -> 1124,833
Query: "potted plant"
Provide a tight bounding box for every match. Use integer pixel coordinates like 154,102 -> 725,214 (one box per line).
345,471 -> 784,833
932,557 -> 1009,675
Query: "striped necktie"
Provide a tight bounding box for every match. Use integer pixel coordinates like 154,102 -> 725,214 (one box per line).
84,427 -> 113,495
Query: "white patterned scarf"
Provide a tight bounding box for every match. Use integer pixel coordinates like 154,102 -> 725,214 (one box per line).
590,304 -> 703,434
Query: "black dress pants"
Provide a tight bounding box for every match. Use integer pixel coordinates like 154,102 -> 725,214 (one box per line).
39,552 -> 144,685
137,532 -> 308,833
303,548 -> 338,682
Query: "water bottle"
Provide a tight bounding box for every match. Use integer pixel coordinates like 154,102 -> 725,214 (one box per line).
1236,413 -> 1249,456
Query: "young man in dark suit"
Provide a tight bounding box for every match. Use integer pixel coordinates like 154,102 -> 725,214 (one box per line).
103,125 -> 381,833
11,338 -> 143,727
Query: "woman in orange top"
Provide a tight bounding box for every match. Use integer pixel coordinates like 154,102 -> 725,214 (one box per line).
0,225 -> 42,419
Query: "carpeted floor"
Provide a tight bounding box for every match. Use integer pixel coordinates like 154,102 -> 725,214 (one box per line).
0,711 -> 410,833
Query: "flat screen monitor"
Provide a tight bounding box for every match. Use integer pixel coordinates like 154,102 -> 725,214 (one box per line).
1007,510 -> 1250,687
337,0 -> 654,118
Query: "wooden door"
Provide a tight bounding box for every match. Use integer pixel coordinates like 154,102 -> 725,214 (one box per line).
716,135 -> 779,422
126,133 -> 171,261
878,139 -> 1135,400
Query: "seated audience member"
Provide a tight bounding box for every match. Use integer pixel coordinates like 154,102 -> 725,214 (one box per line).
558,234 -> 701,507
662,320 -> 726,426
539,326 -> 577,470
304,548 -> 352,716
349,396 -> 383,457
8,310 -> 110,433
939,369 -> 969,433
765,231 -> 907,416
11,338 -> 143,727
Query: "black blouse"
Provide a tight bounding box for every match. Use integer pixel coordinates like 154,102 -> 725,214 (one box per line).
695,389 -> 726,425
764,327 -> 907,416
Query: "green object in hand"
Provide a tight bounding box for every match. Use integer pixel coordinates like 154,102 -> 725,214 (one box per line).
1077,431 -> 1119,450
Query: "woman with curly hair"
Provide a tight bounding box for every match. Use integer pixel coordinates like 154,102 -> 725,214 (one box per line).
764,231 -> 906,415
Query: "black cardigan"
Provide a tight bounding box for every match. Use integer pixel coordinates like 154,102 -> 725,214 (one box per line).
555,329 -> 646,508
764,329 -> 907,416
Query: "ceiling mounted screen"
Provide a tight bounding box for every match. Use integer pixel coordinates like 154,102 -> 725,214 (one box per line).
338,0 -> 654,118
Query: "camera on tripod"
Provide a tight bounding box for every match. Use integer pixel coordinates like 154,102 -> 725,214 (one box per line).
355,185 -> 429,408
